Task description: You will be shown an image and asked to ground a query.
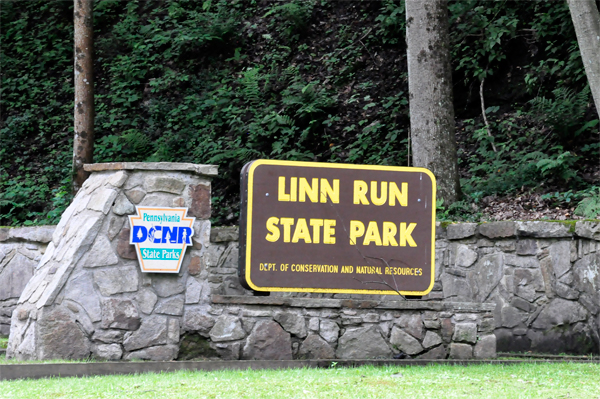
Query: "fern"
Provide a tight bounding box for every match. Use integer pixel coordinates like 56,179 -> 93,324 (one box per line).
529,86 -> 591,140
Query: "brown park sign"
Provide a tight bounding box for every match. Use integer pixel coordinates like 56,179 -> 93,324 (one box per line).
238,160 -> 436,296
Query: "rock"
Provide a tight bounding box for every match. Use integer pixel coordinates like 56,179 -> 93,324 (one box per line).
146,176 -> 186,194
516,221 -> 572,238
474,335 -> 496,359
479,221 -> 515,239
319,320 -> 340,343
417,345 -> 447,359
116,228 -> 137,260
0,253 -> 36,301
532,298 -> 588,329
455,244 -> 478,267
112,194 -> 134,216
500,305 -> 526,328
393,313 -> 424,339
8,226 -> 55,243
554,282 -> 579,300
64,271 -> 102,322
449,343 -> 473,359
125,189 -> 146,204
390,326 -> 424,355
210,227 -> 239,243
422,331 -> 443,349
155,296 -> 184,316
101,299 -> 141,330
298,334 -> 335,359
107,216 -> 125,241
188,256 -> 203,276
123,315 -> 168,351
452,322 -> 477,344
37,307 -> 91,360
92,330 -> 125,344
468,253 -> 504,301
511,297 -> 531,312
93,266 -> 139,296
440,318 -> 454,342
242,320 -> 292,360
168,318 -> 180,344
209,315 -> 246,342
125,345 -> 179,361
136,289 -> 158,314
138,193 -> 175,207
87,188 -> 118,215
549,241 -> 571,278
189,183 -> 211,219
516,239 -> 538,255
336,325 -> 392,359
274,312 -> 307,338
185,277 -> 204,304
183,306 -> 215,333
441,275 -> 472,301
105,170 -> 129,188
504,254 -> 539,268
572,253 -> 600,308
575,222 -> 600,240
446,223 -> 477,240
153,275 -> 186,297
515,284 -> 537,302
93,344 -> 123,360
220,276 -> 247,296
514,268 -> 544,291
82,236 -> 118,267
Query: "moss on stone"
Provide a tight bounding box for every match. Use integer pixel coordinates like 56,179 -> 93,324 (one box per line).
177,333 -> 218,360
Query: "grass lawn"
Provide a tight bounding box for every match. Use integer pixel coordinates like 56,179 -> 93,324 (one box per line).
1,362 -> 599,399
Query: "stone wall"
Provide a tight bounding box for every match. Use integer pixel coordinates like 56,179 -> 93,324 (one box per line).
6,162 -> 496,361
0,226 -> 55,336
7,163 -> 216,360
208,221 -> 600,355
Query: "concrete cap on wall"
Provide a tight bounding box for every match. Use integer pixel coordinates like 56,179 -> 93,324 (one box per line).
83,162 -> 218,177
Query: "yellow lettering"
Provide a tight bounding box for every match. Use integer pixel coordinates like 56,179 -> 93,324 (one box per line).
299,178 -> 319,203
353,180 -> 369,205
389,182 -> 408,206
265,217 -> 280,242
363,221 -> 382,246
382,221 -> 398,246
323,219 -> 336,244
320,179 -> 339,204
309,219 -> 324,244
292,218 -> 312,243
280,217 -> 295,242
370,181 -> 387,206
278,177 -> 290,201
349,220 -> 365,245
290,177 -> 297,202
400,222 -> 417,247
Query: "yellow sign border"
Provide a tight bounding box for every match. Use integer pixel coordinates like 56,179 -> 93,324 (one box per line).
244,159 -> 436,296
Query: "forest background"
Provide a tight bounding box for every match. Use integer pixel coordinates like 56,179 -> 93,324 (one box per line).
1,0 -> 599,227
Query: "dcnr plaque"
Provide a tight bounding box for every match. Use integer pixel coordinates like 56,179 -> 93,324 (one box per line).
239,160 -> 436,296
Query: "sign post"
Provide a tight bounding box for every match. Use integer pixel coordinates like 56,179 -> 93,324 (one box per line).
239,160 -> 436,296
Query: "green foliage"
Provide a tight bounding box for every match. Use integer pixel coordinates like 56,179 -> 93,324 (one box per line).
529,87 -> 594,141
375,0 -> 405,45
1,0 -> 598,226
574,187 -> 600,219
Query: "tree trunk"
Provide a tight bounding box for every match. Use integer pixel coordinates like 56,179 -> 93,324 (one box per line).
73,0 -> 94,194
406,0 -> 461,204
567,0 -> 600,114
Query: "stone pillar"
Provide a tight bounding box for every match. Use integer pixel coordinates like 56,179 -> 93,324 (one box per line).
7,163 -> 217,360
